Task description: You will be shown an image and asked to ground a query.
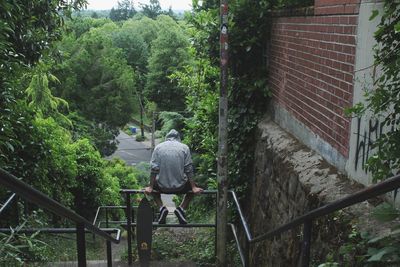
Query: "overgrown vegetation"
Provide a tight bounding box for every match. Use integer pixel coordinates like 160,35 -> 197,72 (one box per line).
176,0 -> 312,194
356,2 -> 400,182
1,0 -> 352,264
0,0 -> 180,264
335,1 -> 400,266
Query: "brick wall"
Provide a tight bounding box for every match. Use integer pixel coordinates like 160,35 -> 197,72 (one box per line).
269,0 -> 360,157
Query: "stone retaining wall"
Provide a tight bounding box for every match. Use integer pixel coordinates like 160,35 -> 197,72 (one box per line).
245,118 -> 380,266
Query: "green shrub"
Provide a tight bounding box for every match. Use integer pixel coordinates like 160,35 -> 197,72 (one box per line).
135,135 -> 147,142
158,111 -> 185,137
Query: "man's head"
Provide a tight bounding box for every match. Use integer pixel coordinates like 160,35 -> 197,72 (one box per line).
165,129 -> 181,142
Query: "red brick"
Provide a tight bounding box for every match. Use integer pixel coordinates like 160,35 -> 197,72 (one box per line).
315,5 -> 345,15
348,16 -> 358,25
346,54 -> 355,63
341,45 -> 353,54
344,4 -> 360,14
268,12 -> 358,156
315,0 -> 360,8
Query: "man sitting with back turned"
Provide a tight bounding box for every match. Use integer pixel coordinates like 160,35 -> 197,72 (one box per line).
145,129 -> 203,224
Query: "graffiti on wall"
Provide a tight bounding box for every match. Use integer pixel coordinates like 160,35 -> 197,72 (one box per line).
353,115 -> 399,172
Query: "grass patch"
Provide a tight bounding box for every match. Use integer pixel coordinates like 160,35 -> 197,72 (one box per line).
39,233 -> 107,262
152,227 -> 215,266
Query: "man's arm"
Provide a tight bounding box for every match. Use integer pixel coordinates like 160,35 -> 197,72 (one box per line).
145,147 -> 159,194
184,147 -> 203,194
186,168 -> 203,194
145,172 -> 157,194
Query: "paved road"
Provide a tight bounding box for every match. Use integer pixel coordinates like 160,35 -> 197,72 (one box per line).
107,131 -> 152,166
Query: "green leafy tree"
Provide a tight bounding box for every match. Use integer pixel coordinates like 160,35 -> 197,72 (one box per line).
140,0 -> 162,19
32,118 -> 77,205
145,15 -> 190,111
55,22 -> 138,130
66,17 -> 112,38
121,17 -> 160,51
68,112 -> 119,157
112,22 -> 150,135
91,12 -> 99,19
71,139 -> 106,218
109,0 -> 137,21
113,27 -> 148,71
171,54 -> 219,177
0,0 -> 86,67
178,0 -> 279,192
25,61 -> 71,126
0,0 -> 86,175
158,111 -> 186,136
104,158 -> 139,189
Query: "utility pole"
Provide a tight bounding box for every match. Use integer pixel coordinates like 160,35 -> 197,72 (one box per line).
151,111 -> 156,153
139,96 -> 145,139
217,1 -> 228,266
136,66 -> 145,139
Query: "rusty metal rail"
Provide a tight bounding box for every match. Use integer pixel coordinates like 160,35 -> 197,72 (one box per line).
0,193 -> 16,215
229,174 -> 400,266
0,168 -> 121,267
120,189 -> 218,265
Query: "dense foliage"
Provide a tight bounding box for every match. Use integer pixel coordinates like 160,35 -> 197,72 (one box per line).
109,0 -> 137,21
55,22 -> 137,128
174,0 -> 275,192
359,2 -> 400,182
0,0 -> 318,264
0,0 -> 85,172
145,16 -> 190,111
0,0 -> 151,255
340,2 -> 400,266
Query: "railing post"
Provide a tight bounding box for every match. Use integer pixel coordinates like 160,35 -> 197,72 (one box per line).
107,240 -> 112,267
106,207 -> 109,228
15,195 -> 20,225
215,193 -> 218,259
126,193 -> 133,265
132,205 -> 135,240
300,220 -> 312,267
217,1 -> 229,265
76,223 -> 87,267
151,112 -> 155,153
245,240 -> 250,267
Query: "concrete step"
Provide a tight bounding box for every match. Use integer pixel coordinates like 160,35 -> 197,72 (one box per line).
49,260 -> 196,267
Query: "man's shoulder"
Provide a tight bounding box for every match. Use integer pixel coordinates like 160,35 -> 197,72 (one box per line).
181,143 -> 190,150
157,140 -> 189,150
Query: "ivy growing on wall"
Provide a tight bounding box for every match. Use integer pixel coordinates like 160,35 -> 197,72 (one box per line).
176,0 -> 312,193
341,2 -> 400,265
349,1 -> 400,182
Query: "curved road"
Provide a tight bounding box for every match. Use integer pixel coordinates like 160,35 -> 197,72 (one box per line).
107,131 -> 152,166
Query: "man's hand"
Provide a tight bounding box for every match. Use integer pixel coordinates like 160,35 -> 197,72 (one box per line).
191,186 -> 204,195
144,186 -> 153,195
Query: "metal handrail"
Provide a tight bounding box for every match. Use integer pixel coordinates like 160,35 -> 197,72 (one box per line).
230,190 -> 252,241
0,193 -> 16,215
229,223 -> 246,266
120,189 -> 218,194
0,228 -> 121,239
93,205 -> 128,226
121,222 -> 215,228
0,168 -> 120,244
0,168 -> 124,267
229,173 -> 400,266
121,188 -> 218,265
